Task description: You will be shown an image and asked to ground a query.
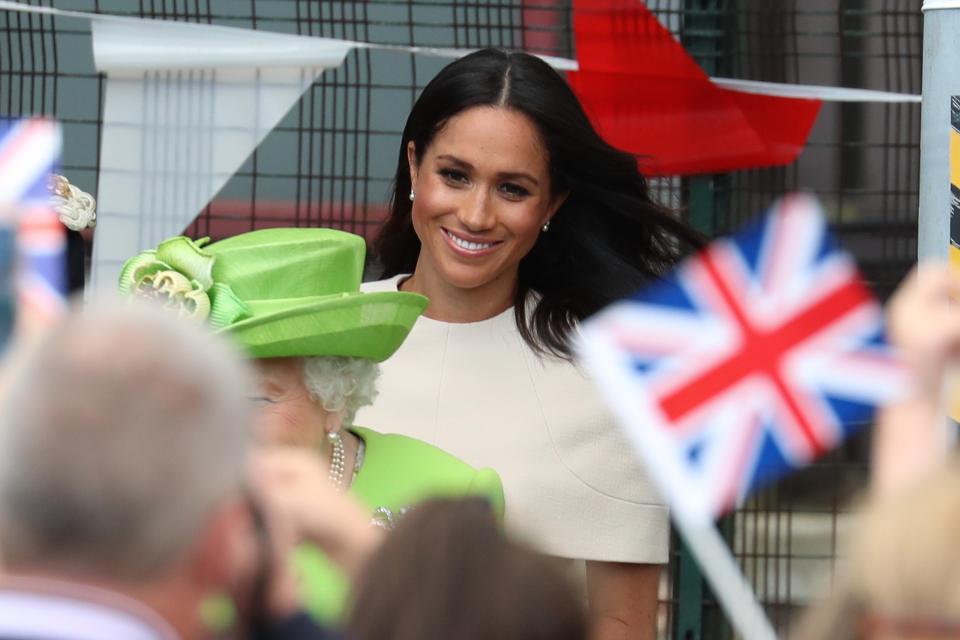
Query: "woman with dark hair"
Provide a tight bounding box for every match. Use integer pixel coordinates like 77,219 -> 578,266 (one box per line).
348,498 -> 587,640
358,48 -> 703,638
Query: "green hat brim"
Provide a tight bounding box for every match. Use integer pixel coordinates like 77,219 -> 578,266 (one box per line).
218,290 -> 428,362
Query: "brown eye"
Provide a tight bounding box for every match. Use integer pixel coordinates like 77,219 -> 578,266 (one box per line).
499,183 -> 530,199
439,168 -> 469,184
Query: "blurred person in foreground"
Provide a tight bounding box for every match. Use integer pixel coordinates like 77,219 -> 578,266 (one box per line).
795,264 -> 960,640
0,300 -> 374,640
348,497 -> 587,640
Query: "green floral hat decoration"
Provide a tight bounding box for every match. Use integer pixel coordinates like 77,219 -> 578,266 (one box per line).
119,227 -> 427,361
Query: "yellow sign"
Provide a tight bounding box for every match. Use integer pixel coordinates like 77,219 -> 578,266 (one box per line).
951,96 -> 960,420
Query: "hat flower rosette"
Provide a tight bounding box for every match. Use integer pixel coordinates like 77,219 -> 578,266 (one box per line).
119,228 -> 427,361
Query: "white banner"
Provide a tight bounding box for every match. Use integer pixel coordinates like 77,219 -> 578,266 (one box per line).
86,14 -> 353,289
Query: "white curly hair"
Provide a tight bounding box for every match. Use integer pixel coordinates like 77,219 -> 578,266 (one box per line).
302,356 -> 380,426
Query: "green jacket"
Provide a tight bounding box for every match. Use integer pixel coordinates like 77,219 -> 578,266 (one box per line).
295,426 -> 505,622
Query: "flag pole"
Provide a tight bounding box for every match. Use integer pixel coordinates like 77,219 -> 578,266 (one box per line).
577,331 -> 779,639
673,512 -> 778,640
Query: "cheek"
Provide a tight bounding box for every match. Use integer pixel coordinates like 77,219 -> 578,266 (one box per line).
411,177 -> 460,230
255,403 -> 317,447
501,205 -> 547,248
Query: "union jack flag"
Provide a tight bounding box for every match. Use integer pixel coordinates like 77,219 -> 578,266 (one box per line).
579,194 -> 905,524
0,118 -> 66,325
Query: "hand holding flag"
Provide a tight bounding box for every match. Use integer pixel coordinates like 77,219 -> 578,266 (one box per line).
872,264 -> 960,498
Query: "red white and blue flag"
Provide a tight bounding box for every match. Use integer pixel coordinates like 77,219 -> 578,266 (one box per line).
579,194 -> 905,524
0,118 -> 66,323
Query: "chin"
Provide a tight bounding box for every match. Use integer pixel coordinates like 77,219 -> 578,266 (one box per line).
437,263 -> 501,291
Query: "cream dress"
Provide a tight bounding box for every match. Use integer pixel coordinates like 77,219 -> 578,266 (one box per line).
357,275 -> 668,562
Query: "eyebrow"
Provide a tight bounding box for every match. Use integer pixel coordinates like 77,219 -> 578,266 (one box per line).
435,154 -> 540,187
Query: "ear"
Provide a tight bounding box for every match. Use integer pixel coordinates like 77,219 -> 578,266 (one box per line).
187,497 -> 256,593
324,409 -> 346,436
407,141 -> 418,189
544,190 -> 570,227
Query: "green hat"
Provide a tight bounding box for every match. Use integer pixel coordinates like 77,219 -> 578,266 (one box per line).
119,228 -> 427,361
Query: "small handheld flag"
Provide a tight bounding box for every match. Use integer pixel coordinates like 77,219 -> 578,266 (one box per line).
0,118 -> 66,337
580,193 -> 903,524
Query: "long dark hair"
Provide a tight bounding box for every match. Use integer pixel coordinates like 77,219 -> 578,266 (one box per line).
374,48 -> 704,358
347,498 -> 587,640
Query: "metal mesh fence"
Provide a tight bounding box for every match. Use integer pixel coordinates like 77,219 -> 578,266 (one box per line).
0,1 -> 922,638
681,2 -> 921,638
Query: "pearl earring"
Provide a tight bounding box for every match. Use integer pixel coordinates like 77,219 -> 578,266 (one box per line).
542,220 -> 551,232
409,188 -> 415,202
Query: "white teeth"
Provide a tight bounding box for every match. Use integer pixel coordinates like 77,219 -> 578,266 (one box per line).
446,230 -> 495,252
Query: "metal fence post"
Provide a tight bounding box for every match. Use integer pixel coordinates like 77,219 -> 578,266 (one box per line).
919,1 -> 959,262
675,1 -> 727,638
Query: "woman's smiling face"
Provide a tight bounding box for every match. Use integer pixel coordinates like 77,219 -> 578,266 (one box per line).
408,106 -> 563,294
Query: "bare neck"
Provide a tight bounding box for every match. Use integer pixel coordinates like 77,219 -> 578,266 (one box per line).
341,428 -> 362,487
117,575 -> 203,640
402,259 -> 517,323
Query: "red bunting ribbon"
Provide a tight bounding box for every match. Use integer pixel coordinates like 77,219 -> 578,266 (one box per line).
567,0 -> 822,176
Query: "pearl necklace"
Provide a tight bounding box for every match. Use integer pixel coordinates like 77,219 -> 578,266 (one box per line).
327,431 -> 346,489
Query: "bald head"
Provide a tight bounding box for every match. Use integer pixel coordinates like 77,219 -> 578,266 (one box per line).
0,299 -> 254,579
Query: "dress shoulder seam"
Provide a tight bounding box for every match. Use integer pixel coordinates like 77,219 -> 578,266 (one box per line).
517,345 -> 664,508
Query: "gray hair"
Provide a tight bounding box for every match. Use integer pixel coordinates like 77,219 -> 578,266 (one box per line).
302,356 -> 379,426
0,299 -> 255,580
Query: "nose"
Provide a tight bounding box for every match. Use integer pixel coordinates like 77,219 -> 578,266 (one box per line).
456,189 -> 496,232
